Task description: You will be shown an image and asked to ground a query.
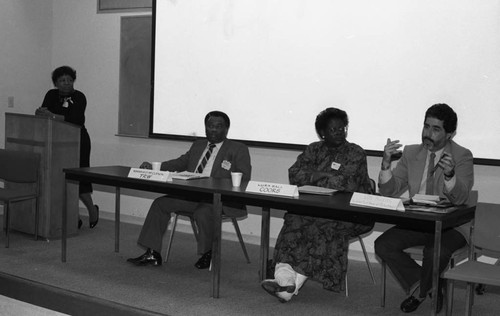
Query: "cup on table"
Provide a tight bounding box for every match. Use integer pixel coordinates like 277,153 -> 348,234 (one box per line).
231,172 -> 243,187
151,162 -> 161,171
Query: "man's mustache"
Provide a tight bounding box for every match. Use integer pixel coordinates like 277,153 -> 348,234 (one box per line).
422,137 -> 434,144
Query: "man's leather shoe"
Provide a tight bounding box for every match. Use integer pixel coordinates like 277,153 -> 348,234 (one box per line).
400,296 -> 424,313
195,250 -> 212,269
127,249 -> 162,266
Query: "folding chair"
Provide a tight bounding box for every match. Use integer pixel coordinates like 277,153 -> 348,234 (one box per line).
442,202 -> 500,316
164,210 -> 250,264
0,149 -> 41,248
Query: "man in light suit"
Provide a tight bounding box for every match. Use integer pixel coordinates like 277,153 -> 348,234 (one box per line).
127,111 -> 251,269
374,103 -> 474,313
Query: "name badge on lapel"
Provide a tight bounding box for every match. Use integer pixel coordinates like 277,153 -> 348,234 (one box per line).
221,160 -> 231,170
331,162 -> 341,170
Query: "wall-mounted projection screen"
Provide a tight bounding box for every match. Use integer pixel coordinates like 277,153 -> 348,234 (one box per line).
152,0 -> 500,164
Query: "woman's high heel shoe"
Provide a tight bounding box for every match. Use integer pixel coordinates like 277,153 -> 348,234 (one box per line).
90,205 -> 99,229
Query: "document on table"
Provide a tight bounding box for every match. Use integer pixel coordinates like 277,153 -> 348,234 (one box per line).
170,171 -> 209,180
298,185 -> 337,195
405,204 -> 458,214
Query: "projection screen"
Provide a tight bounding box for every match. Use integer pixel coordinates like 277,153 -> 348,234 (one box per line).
151,0 -> 500,164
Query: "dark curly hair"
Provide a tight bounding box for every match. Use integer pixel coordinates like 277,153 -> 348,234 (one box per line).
425,103 -> 457,134
51,66 -> 76,86
315,107 -> 349,137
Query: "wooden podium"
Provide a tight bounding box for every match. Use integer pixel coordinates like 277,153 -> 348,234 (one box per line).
4,113 -> 80,239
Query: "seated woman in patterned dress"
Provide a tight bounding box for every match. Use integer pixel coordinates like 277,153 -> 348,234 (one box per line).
261,107 -> 375,302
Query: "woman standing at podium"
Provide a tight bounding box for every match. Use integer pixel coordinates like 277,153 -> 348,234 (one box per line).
35,66 -> 99,229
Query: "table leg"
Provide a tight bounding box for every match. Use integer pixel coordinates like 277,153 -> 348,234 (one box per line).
212,193 -> 222,298
430,220 -> 442,316
115,187 -> 120,252
61,178 -> 68,262
260,207 -> 271,281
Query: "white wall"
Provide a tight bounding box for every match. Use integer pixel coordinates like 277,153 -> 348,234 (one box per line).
0,1 -> 53,148
2,0 -> 500,259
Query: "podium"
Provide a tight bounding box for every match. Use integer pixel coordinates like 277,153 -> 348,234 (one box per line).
4,113 -> 80,239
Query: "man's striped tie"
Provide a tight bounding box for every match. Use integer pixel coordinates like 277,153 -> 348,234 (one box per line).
426,152 -> 436,195
196,143 -> 216,173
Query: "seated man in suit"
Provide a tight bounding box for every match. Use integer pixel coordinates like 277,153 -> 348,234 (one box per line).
374,103 -> 474,313
127,110 -> 251,269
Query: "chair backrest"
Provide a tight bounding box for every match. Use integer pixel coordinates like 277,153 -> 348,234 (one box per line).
0,149 -> 40,183
473,202 -> 500,255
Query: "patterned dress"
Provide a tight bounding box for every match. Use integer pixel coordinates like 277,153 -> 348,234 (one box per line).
273,140 -> 374,292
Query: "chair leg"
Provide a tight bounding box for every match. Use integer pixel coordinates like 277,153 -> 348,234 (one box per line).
164,213 -> 179,263
189,217 -> 199,242
380,261 -> 386,307
345,273 -> 349,297
5,203 -> 10,248
446,279 -> 454,316
34,198 -> 39,241
358,236 -> 376,284
230,218 -> 250,263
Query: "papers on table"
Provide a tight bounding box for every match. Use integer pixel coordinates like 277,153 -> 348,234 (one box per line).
170,171 -> 209,180
127,169 -> 209,182
350,192 -> 458,214
298,185 -> 337,195
404,204 -> 458,214
411,194 -> 441,206
350,192 -> 405,211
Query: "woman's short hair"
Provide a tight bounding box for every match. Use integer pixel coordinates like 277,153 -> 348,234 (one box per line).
205,111 -> 230,128
51,66 -> 77,85
425,103 -> 457,134
315,107 -> 349,136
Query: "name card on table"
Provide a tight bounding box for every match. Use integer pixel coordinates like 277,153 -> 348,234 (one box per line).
128,168 -> 171,182
350,192 -> 405,212
245,181 -> 299,198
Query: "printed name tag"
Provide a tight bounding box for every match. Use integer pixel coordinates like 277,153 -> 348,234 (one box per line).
245,181 -> 299,198
331,162 -> 341,170
128,168 -> 171,182
350,192 -> 405,211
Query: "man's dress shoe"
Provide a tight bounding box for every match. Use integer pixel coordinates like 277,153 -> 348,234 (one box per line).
400,296 -> 424,313
194,250 -> 212,269
400,291 -> 443,314
127,249 -> 162,266
261,279 -> 296,303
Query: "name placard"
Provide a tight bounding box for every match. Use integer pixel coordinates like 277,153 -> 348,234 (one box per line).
245,181 -> 299,198
128,168 -> 171,182
350,192 -> 405,212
